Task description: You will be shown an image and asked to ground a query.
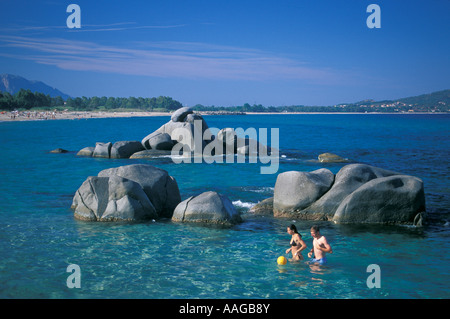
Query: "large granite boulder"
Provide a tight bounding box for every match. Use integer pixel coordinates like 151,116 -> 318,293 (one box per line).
172,191 -> 242,226
72,175 -> 157,222
98,164 -> 181,218
268,163 -> 426,225
333,175 -> 425,224
110,141 -> 145,159
93,142 -> 112,158
273,168 -> 334,216
302,164 -> 400,219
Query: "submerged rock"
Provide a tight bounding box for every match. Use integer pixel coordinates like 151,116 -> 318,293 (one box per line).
172,191 -> 242,226
50,148 -> 69,153
318,152 -> 349,163
129,149 -> 174,159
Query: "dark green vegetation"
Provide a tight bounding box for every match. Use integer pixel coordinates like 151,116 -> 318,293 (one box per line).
0,90 -> 182,112
194,89 -> 449,113
1,86 -> 448,113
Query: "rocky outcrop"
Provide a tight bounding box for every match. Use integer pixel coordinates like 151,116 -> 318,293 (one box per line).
87,141 -> 145,159
172,191 -> 242,226
262,164 -> 425,225
301,164 -> 401,218
72,164 -> 181,221
76,107 -> 272,160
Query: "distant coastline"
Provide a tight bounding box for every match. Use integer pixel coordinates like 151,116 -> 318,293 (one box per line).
1,109 -> 447,122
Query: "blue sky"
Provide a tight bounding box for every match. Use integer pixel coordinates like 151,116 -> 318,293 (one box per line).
0,0 -> 449,106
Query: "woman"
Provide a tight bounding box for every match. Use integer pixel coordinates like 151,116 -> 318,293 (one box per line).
285,224 -> 307,261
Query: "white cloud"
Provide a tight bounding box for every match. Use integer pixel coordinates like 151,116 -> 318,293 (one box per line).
0,35 -> 339,82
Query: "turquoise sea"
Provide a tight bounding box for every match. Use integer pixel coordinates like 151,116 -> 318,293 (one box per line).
0,114 -> 449,299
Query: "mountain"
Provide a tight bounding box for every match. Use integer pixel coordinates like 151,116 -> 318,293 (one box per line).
0,74 -> 70,99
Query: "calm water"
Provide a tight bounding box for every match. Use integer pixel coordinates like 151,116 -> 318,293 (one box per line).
0,114 -> 449,299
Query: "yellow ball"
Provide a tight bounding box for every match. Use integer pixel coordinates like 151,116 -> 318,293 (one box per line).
277,256 -> 287,265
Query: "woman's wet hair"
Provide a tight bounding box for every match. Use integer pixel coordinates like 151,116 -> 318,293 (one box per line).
289,224 -> 302,237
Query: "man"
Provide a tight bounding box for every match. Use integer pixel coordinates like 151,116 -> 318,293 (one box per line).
307,225 -> 332,264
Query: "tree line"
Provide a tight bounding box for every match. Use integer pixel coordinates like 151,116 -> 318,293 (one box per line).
193,101 -> 449,113
1,89 -> 448,113
0,89 -> 183,111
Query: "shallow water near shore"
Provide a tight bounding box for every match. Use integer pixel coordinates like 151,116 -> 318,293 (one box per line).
0,114 -> 449,298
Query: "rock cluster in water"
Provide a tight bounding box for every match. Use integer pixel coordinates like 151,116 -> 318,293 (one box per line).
76,107 -> 270,159
250,163 -> 426,226
71,107 -> 426,226
71,164 -> 241,226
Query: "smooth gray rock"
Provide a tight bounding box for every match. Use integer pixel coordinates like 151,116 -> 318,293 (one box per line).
172,191 -> 242,226
142,131 -> 174,150
72,175 -> 157,222
93,142 -> 112,158
149,133 -> 174,150
171,107 -> 193,122
273,168 -> 334,216
110,141 -> 145,159
333,175 -> 426,224
98,164 -> 181,218
77,147 -> 95,157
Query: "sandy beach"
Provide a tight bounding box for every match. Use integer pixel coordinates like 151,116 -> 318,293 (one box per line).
0,110 -> 172,122
1,110 -> 443,122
